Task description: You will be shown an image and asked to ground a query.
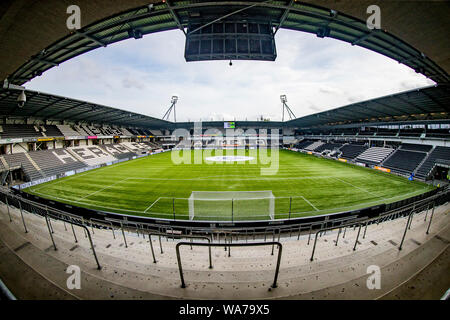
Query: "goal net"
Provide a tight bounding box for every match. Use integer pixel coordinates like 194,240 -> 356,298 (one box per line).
188,191 -> 275,221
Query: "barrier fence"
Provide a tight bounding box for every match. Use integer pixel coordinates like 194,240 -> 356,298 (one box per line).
0,185 -> 448,290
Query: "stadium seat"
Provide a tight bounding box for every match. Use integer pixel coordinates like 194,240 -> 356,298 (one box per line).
28,149 -> 87,177
56,125 -> 83,136
68,146 -> 117,166
304,141 -> 324,151
0,124 -> 44,139
356,147 -> 394,165
382,149 -> 427,175
400,143 -> 432,153
41,125 -> 64,137
314,142 -> 343,153
339,144 -> 368,160
2,152 -> 43,181
99,144 -> 137,159
294,140 -> 314,150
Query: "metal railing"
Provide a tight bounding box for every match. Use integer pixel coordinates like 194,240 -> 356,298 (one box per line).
175,241 -> 283,289
0,185 -> 448,278
309,192 -> 445,261
0,189 -> 101,270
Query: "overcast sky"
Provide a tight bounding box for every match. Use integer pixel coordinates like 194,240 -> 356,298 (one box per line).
27,29 -> 434,122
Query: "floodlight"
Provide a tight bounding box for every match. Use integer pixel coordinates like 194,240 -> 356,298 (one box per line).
280,95 -> 287,103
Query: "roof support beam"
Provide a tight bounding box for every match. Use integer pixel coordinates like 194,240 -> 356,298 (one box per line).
351,30 -> 378,46
105,114 -> 143,123
393,95 -> 428,113
399,52 -> 426,64
370,101 -> 406,116
81,109 -> 123,122
274,0 -> 294,34
65,106 -> 99,120
31,58 -> 59,67
75,31 -> 107,47
354,102 -> 393,118
0,91 -> 13,101
313,112 -> 352,122
336,108 -> 382,120
29,98 -> 65,117
44,102 -> 88,120
187,0 -> 274,35
166,1 -> 186,35
420,89 -> 450,112
97,112 -> 132,122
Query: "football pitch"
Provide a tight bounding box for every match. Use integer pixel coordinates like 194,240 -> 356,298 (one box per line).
24,149 -> 434,221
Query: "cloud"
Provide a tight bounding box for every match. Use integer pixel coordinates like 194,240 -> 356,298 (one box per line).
122,77 -> 145,90
309,105 -> 322,112
26,29 -> 434,122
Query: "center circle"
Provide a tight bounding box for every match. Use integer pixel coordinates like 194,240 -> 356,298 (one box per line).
205,156 -> 255,162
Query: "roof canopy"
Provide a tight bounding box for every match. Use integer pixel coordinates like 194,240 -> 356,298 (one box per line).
287,84 -> 450,128
0,88 -> 169,128
0,84 -> 448,130
1,0 -> 449,85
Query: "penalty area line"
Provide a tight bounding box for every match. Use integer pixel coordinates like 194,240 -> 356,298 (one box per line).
301,195 -> 319,211
144,197 -> 162,213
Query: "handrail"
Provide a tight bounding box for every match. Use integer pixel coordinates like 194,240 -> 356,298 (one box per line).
0,191 -> 102,270
144,231 -> 212,265
89,217 -> 115,239
105,216 -> 213,263
0,184 -> 447,243
175,241 -> 283,289
0,278 -> 16,300
309,196 -> 442,260
46,211 -> 102,270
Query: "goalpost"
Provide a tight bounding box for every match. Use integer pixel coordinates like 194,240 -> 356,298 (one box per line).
188,191 -> 275,221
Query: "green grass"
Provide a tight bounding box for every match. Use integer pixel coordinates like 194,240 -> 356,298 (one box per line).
24,149 -> 434,221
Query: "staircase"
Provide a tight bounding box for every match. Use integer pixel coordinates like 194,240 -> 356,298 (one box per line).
414,146 -> 435,176
24,153 -> 45,179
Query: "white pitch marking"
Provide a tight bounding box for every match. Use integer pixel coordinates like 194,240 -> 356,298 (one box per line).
335,177 -> 380,197
29,187 -> 429,219
81,177 -> 131,199
30,156 -> 148,193
301,195 -> 319,211
144,197 -> 162,213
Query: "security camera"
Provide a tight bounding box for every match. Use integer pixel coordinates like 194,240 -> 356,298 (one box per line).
17,91 -> 26,108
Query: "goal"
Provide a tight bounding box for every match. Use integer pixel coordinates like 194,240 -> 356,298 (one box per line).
188,191 -> 275,221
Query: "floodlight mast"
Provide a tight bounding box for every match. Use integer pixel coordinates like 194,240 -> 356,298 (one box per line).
280,94 -> 296,122
162,96 -> 178,122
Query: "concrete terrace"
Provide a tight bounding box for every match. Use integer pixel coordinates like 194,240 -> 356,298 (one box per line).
0,201 -> 448,300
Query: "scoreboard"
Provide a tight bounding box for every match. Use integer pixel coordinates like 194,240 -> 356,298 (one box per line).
185,21 -> 277,62
224,121 -> 235,129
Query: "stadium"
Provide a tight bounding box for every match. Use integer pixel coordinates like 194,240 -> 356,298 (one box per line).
0,0 -> 449,304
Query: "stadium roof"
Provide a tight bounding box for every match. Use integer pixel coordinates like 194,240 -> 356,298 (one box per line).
287,84 -> 450,128
1,0 -> 449,86
0,84 -> 448,129
0,88 -> 169,128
